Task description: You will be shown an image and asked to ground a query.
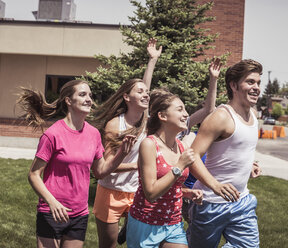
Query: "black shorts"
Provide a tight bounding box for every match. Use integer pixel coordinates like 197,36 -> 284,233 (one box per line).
36,212 -> 89,241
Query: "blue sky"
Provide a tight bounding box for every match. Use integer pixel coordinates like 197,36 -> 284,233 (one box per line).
4,0 -> 288,92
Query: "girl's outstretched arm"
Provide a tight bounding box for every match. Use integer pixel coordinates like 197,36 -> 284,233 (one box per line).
187,58 -> 222,130
142,38 -> 162,90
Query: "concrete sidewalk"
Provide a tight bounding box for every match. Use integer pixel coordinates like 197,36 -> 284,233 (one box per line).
0,136 -> 38,160
0,146 -> 36,160
254,151 -> 288,181
0,136 -> 287,180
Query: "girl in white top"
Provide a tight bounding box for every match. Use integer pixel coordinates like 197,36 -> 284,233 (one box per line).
92,39 -> 162,248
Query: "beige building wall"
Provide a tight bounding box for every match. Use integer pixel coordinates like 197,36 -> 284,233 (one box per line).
0,21 -> 131,119
0,54 -> 101,118
0,21 -> 130,57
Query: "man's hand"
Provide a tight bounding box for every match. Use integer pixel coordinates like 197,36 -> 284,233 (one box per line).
213,183 -> 240,202
250,161 -> 262,178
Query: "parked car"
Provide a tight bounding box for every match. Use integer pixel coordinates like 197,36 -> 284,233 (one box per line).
264,117 -> 276,125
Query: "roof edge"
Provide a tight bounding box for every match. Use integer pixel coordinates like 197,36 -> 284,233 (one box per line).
0,18 -> 128,28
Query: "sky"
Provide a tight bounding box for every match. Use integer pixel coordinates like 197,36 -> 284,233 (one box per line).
3,0 -> 288,93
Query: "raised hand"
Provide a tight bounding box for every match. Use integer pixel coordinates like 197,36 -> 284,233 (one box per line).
176,148 -> 195,171
120,135 -> 137,155
48,199 -> 72,223
213,182 -> 240,202
147,38 -> 162,59
209,58 -> 222,79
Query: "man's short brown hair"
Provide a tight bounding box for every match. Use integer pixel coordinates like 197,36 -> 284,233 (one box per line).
225,59 -> 263,100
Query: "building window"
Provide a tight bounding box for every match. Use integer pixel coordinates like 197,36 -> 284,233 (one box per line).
45,75 -> 77,103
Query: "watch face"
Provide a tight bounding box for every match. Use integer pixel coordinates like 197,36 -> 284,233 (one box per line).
172,167 -> 181,176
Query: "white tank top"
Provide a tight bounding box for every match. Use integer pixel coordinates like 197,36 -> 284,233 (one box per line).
98,113 -> 146,193
193,104 -> 258,203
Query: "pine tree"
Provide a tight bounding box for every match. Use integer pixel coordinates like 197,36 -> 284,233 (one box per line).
264,78 -> 280,96
264,80 -> 273,96
272,78 -> 280,94
84,0 -> 228,113
279,82 -> 288,97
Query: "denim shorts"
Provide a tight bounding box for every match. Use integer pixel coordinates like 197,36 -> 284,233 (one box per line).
127,213 -> 188,248
187,194 -> 259,248
36,212 -> 89,241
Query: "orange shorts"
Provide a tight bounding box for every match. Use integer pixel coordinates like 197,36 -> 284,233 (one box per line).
93,184 -> 135,223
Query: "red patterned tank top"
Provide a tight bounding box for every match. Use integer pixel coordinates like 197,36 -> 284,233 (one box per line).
130,135 -> 189,225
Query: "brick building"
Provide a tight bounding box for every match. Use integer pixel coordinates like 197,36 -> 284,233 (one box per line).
198,0 -> 245,65
0,0 -> 245,139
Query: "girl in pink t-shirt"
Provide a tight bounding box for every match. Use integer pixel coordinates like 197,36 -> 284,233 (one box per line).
127,89 -> 199,248
17,80 -> 135,248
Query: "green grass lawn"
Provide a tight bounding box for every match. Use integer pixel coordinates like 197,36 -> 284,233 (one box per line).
0,158 -> 287,247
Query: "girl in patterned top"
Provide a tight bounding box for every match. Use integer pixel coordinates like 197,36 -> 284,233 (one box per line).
127,89 -> 201,248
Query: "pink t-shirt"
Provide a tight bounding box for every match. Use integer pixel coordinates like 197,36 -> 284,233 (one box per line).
36,119 -> 104,217
130,136 -> 189,226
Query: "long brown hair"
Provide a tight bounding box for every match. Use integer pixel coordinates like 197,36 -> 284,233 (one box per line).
17,80 -> 89,129
147,88 -> 179,135
92,78 -> 148,150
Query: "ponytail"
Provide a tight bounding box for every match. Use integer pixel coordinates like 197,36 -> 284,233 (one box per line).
17,80 -> 88,128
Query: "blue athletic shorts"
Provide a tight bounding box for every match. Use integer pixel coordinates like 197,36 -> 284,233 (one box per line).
36,212 -> 89,241
127,213 -> 188,248
187,194 -> 259,248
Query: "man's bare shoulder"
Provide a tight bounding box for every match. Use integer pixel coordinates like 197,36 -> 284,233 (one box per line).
205,106 -> 232,125
200,106 -> 235,140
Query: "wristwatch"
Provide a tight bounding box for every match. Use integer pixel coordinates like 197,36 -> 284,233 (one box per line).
172,167 -> 182,177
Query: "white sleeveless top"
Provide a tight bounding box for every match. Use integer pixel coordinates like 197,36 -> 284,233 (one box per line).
98,113 -> 146,193
193,104 -> 258,203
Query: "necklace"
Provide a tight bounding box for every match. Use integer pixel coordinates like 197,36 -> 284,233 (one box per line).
156,133 -> 176,151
